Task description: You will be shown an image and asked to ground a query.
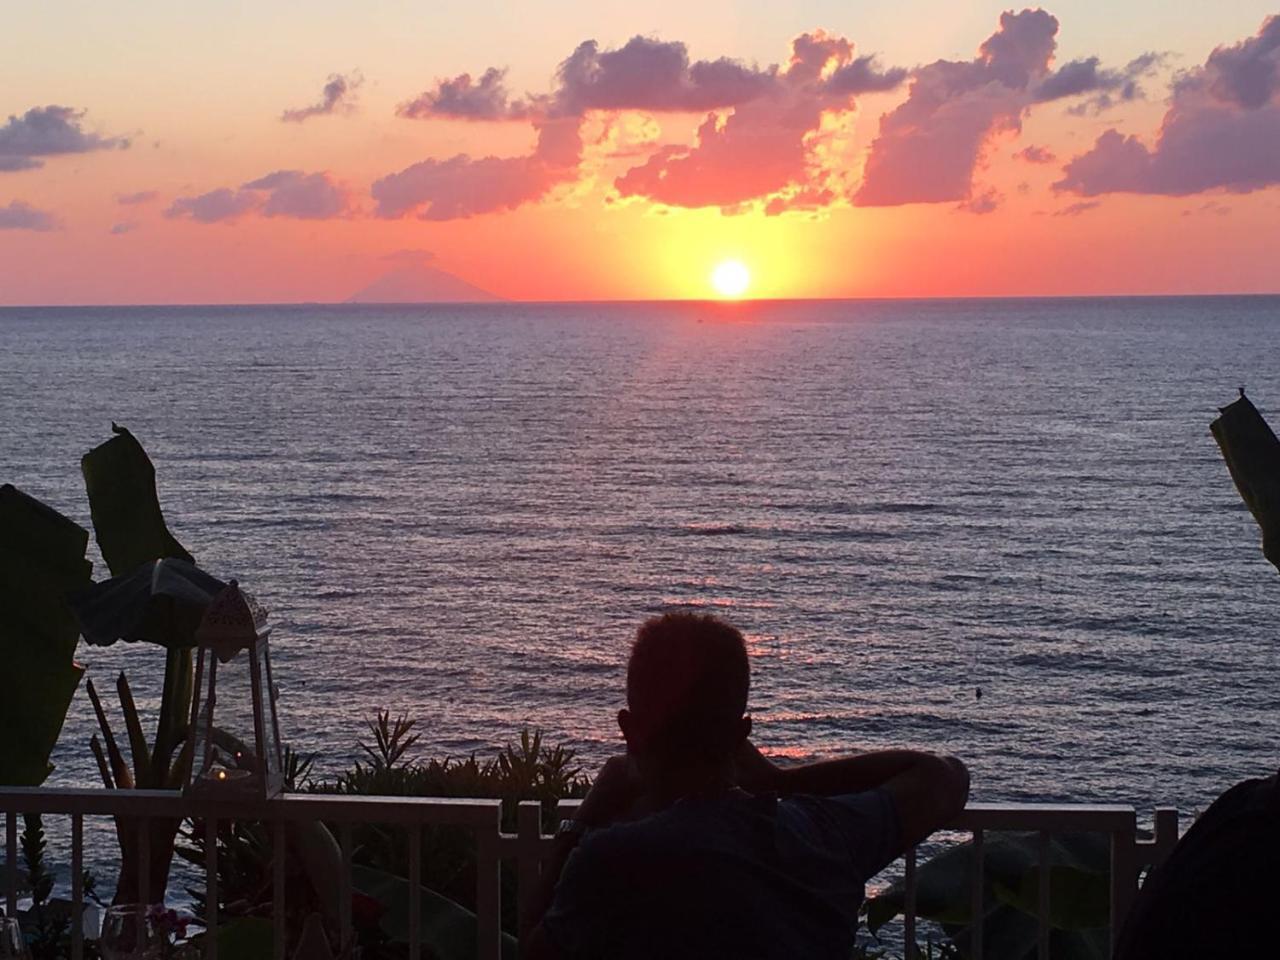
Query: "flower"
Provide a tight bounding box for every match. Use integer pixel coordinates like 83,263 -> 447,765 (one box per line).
351,892 -> 385,929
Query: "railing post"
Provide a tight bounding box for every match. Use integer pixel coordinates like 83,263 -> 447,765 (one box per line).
476,810 -> 502,960
516,801 -> 543,937
339,823 -> 353,952
1110,813 -> 1139,953
1037,830 -> 1050,960
971,829 -> 985,960
409,823 -> 422,960
1150,807 -> 1179,868
71,813 -> 84,960
903,846 -> 917,960
273,819 -> 286,960
5,812 -> 15,921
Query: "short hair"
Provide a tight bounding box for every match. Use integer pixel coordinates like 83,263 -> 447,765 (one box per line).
626,612 -> 749,763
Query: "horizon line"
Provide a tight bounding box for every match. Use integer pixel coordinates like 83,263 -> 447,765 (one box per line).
3,291 -> 1280,310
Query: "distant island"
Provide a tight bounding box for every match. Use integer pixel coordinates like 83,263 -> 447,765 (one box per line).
347,259 -> 500,303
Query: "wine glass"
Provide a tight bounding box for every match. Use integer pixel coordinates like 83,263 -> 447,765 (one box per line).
99,905 -> 163,960
0,918 -> 28,960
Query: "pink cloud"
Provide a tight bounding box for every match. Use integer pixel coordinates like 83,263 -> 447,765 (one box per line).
855,9 -> 1060,207
1055,16 -> 1280,197
281,72 -> 362,123
0,105 -> 128,172
371,117 -> 583,219
614,31 -> 904,210
0,200 -> 58,230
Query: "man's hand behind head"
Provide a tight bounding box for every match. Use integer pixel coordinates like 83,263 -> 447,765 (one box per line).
575,755 -> 645,828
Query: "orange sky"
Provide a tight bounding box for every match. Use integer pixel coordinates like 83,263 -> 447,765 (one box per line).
1,2 -> 1278,304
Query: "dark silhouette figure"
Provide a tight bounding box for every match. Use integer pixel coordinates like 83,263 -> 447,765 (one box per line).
1114,772 -> 1280,958
521,612 -> 969,960
1119,395 -> 1280,956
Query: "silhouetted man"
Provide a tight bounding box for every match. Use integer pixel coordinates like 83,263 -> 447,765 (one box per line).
521,612 -> 970,960
1113,771 -> 1280,959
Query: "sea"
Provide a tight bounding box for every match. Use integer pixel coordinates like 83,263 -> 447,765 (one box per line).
3,297 -> 1279,822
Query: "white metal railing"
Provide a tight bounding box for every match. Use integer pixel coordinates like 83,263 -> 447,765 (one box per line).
1,788 -> 1180,960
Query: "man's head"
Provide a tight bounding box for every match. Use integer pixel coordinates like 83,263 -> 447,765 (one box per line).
618,612 -> 751,778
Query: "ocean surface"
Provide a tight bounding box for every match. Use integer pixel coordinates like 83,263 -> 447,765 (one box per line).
3,297 -> 1279,820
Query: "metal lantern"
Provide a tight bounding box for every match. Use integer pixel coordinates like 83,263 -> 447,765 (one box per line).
184,580 -> 284,799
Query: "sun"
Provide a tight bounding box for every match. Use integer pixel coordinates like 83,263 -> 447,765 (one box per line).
710,259 -> 751,298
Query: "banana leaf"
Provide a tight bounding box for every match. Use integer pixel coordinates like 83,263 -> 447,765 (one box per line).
1210,391 -> 1280,572
76,425 -> 203,903
0,484 -> 91,784
81,423 -> 193,578
81,424 -> 198,776
70,558 -> 226,649
866,832 -> 1111,959
351,864 -> 519,960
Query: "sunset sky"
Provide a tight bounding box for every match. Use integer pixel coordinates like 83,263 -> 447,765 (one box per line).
2,1 -> 1279,303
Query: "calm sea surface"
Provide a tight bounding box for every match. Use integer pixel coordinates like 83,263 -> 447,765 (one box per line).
3,298 -> 1279,817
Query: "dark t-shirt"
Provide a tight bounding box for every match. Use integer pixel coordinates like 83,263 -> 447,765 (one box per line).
542,788 -> 901,960
1114,774 -> 1280,960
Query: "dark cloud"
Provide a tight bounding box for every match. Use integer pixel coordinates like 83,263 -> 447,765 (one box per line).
0,106 -> 128,172
827,55 -> 910,94
281,72 -> 363,123
242,170 -> 352,218
1016,144 -> 1056,163
166,170 -> 351,223
0,200 -> 58,230
1034,51 -> 1164,114
398,68 -> 530,120
371,117 -> 583,219
116,190 -> 158,205
1202,14 -> 1280,109
165,187 -> 259,223
109,220 -> 139,235
1054,200 -> 1101,216
1056,17 -> 1280,197
550,36 -> 779,116
957,187 -> 1002,214
614,31 -> 903,210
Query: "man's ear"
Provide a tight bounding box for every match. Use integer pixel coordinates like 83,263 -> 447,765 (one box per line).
737,715 -> 752,744
618,708 -> 634,749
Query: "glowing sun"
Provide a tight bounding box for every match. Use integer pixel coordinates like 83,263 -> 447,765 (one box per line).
710,260 -> 751,298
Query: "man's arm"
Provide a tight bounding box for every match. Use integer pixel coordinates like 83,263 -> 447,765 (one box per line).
520,756 -> 643,960
736,741 -> 970,849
